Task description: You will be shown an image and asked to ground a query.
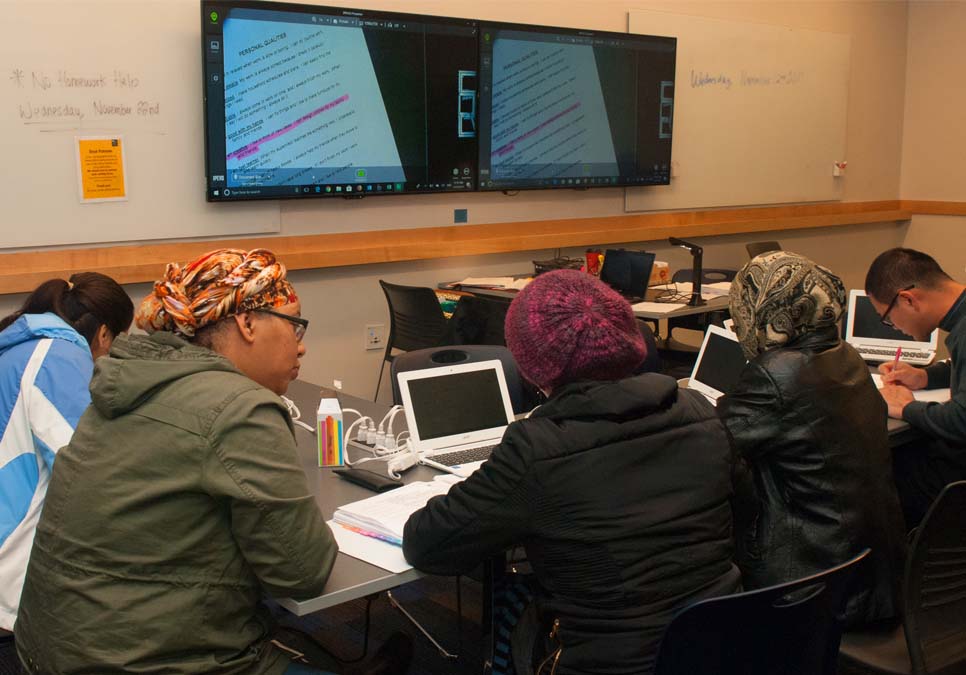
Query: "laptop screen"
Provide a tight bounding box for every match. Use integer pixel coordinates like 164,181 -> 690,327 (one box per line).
850,293 -> 923,342
690,325 -> 747,400
405,367 -> 511,441
845,289 -> 938,351
599,249 -> 655,299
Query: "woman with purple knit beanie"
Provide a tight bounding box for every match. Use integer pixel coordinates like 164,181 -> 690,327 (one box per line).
404,270 -> 740,675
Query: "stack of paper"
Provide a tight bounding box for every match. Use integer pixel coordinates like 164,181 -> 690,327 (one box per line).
456,277 -> 531,291
333,475 -> 459,544
330,474 -> 465,573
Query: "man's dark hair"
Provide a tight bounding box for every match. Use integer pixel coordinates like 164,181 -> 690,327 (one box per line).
865,248 -> 952,302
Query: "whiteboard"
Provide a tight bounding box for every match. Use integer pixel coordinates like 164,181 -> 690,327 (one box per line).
0,0 -> 279,249
625,10 -> 851,211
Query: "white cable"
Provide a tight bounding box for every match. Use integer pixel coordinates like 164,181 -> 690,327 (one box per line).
343,411 -> 372,451
374,429 -> 388,451
378,405 -> 404,431
340,408 -> 417,478
372,406 -> 402,452
345,444 -> 414,479
280,395 -> 315,434
382,406 -> 406,440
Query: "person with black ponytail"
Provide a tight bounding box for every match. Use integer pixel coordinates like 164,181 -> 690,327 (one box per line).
0,272 -> 132,635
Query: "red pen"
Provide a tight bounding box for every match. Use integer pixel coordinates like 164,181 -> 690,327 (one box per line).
891,346 -> 903,375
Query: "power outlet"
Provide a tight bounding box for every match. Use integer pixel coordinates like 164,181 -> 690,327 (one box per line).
365,323 -> 386,351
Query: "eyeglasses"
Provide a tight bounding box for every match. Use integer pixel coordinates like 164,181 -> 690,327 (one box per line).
255,308 -> 308,341
880,284 -> 915,328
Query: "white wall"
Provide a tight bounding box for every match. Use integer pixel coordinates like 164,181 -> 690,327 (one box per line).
901,0 -> 966,286
0,0 -> 915,400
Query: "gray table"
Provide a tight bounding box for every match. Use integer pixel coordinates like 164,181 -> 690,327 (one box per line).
441,279 -> 731,320
276,380 -> 431,615
632,290 -> 731,320
278,376 -> 921,616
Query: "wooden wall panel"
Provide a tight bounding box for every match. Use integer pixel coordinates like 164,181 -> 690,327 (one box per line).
0,199 -> 919,294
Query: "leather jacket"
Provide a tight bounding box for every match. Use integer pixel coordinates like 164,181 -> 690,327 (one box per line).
718,326 -> 907,625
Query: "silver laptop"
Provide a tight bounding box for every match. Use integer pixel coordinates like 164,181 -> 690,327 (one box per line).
687,324 -> 748,405
397,360 -> 515,470
845,290 -> 938,366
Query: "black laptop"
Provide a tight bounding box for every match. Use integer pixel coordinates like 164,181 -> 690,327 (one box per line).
598,249 -> 655,303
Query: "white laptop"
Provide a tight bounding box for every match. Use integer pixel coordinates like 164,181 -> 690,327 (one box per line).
845,290 -> 938,366
687,324 -> 748,405
397,360 -> 515,472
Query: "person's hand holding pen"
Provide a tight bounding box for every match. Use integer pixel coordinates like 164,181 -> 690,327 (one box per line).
878,348 -> 928,390
877,348 -> 920,419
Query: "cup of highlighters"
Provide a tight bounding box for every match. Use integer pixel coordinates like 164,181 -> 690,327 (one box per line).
317,388 -> 344,467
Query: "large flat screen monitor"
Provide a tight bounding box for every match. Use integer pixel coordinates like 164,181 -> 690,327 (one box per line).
202,1 -> 479,201
477,22 -> 675,191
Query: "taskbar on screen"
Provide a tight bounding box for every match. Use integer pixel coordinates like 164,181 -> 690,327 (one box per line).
480,173 -> 669,190
208,179 -> 474,200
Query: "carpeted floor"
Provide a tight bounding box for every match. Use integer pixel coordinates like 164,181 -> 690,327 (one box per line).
0,577 -> 486,675
276,575 -> 487,675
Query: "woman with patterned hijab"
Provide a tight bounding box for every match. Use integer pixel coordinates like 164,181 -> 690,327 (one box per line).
718,251 -> 907,627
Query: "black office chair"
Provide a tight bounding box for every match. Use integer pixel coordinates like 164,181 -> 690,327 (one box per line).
746,240 -> 782,259
634,320 -> 663,375
839,481 -> 966,675
441,293 -> 511,346
390,345 -> 539,416
376,280 -> 449,402
654,549 -> 870,675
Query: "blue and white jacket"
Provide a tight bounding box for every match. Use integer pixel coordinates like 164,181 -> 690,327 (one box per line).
0,313 -> 93,630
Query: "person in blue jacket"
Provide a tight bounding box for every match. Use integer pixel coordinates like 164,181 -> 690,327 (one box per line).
0,272 -> 132,635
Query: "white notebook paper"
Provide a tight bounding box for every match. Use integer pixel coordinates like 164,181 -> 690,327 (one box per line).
871,374 -> 952,403
333,474 -> 463,542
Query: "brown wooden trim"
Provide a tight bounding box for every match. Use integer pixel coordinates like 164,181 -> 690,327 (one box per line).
0,200 -> 910,294
900,200 -> 966,216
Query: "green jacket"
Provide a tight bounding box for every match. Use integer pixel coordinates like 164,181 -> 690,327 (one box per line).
16,332 -> 337,674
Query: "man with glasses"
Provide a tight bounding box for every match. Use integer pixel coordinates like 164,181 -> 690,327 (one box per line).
15,249 -> 408,674
865,247 -> 966,526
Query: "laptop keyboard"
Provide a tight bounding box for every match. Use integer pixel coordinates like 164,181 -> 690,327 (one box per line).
860,347 -> 932,359
431,445 -> 496,467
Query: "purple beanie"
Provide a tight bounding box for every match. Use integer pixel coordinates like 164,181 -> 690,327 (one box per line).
504,269 -> 647,392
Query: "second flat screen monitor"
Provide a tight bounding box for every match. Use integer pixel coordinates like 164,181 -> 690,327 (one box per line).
478,23 -> 676,191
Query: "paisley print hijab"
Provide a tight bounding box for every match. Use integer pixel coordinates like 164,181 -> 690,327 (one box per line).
729,251 -> 846,360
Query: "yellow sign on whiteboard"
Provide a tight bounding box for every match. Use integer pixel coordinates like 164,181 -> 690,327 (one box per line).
76,137 -> 128,202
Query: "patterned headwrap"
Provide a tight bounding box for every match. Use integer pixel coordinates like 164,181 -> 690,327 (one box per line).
135,248 -> 297,337
729,251 -> 846,360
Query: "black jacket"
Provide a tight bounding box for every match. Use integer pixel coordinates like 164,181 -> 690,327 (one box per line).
718,327 -> 906,625
903,289 -> 966,448
403,373 -> 740,675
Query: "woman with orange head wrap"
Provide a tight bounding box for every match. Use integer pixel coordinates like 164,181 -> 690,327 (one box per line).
136,248 -> 298,337
15,248 -> 344,674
